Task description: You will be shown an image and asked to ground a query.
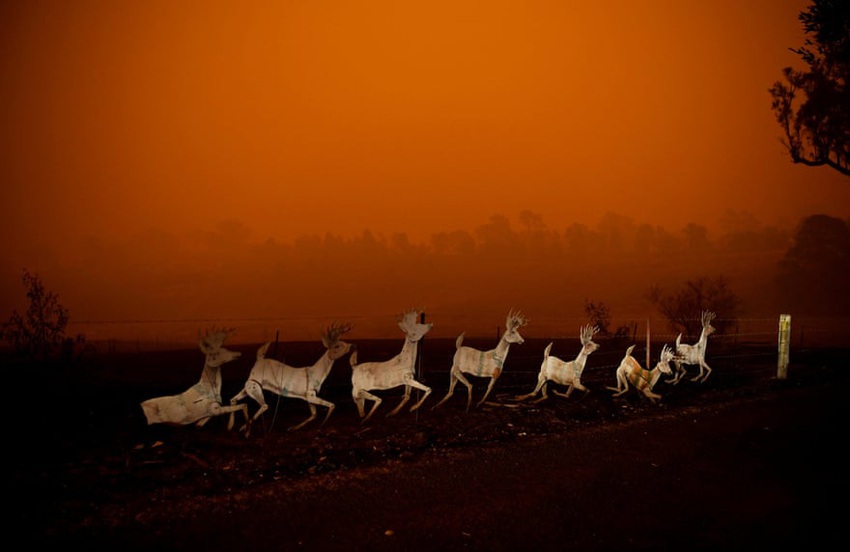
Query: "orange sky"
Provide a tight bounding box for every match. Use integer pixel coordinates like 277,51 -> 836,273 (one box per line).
2,0 -> 849,339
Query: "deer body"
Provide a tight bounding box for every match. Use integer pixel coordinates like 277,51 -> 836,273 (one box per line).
516,325 -> 599,403
350,310 -> 432,423
140,327 -> 249,428
228,323 -> 353,435
669,311 -> 716,384
606,344 -> 674,403
432,311 -> 527,411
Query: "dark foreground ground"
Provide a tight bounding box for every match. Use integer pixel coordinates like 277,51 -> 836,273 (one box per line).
6,338 -> 850,550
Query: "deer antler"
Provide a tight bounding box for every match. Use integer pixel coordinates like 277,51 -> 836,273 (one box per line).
506,310 -> 528,331
660,344 -> 674,362
398,308 -> 423,331
701,311 -> 716,326
580,325 -> 599,345
200,326 -> 235,352
324,321 -> 354,344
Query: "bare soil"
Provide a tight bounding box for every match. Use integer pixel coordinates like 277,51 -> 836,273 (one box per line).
6,338 -> 849,550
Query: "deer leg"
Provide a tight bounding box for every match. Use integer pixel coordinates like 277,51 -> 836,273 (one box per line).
388,386 -> 411,417
320,402 -> 336,426
606,371 -> 628,396
290,403 -> 318,431
352,390 -> 366,418
644,390 -> 662,403
516,374 -> 546,401
531,382 -> 549,404
552,383 -> 577,399
291,394 -> 335,430
432,368 -> 460,410
694,360 -> 712,383
228,388 -> 249,431
243,381 -> 269,433
449,370 -> 475,412
476,376 -> 500,408
407,380 -> 432,412
666,362 -> 681,384
359,391 -> 383,424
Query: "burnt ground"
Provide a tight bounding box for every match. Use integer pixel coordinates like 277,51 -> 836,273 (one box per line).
6,338 -> 850,550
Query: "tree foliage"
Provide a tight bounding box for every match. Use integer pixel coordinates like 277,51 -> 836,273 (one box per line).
776,214 -> 850,314
583,299 -> 634,340
647,276 -> 741,337
769,0 -> 850,176
1,269 -> 73,359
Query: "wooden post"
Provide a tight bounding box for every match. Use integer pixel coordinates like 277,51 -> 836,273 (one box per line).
646,318 -> 650,368
777,314 -> 791,380
415,312 -> 425,422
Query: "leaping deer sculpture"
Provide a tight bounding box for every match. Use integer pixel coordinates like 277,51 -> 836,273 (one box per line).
349,309 -> 432,423
140,327 -> 249,428
515,324 -> 599,403
227,322 -> 354,436
432,310 -> 527,411
668,310 -> 716,384
606,343 -> 674,403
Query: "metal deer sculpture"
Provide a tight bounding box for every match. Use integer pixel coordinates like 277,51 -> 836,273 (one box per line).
140,327 -> 249,427
516,325 -> 599,403
349,309 -> 432,423
669,310 -> 716,384
606,343 -> 674,403
227,322 -> 354,436
432,310 -> 527,411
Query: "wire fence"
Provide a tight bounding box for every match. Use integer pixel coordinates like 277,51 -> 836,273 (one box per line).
66,313 -> 849,353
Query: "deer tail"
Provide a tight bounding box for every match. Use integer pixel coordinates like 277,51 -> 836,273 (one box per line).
349,350 -> 358,367
455,333 -> 465,349
257,342 -> 271,360
624,344 -> 636,359
675,333 -> 682,349
543,342 -> 553,360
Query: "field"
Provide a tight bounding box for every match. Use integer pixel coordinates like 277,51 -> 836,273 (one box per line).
6,336 -> 850,549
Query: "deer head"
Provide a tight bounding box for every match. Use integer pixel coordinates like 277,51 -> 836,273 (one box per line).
198,326 -> 240,366
321,321 -> 355,360
398,308 -> 432,342
503,310 -> 528,344
657,344 -> 675,375
580,325 -> 600,355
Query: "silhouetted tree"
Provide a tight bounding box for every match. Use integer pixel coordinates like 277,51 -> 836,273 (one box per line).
430,230 -> 476,256
647,276 -> 742,337
584,299 -> 634,340
476,214 -> 522,256
776,214 -> 850,314
682,223 -> 711,252
1,269 -> 79,359
769,0 -> 850,176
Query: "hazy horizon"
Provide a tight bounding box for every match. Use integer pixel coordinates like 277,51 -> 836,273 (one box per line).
3,1 -> 849,341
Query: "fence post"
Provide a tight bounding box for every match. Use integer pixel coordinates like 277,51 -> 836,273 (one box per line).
415,311 -> 426,422
777,314 -> 791,380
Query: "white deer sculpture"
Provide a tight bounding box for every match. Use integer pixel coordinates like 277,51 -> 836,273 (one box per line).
606,343 -> 674,403
515,325 -> 600,403
140,327 -> 249,427
668,310 -> 716,384
349,309 -> 432,424
432,310 -> 528,411
227,322 -> 354,436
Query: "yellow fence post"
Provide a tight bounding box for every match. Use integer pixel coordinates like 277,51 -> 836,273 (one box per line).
777,314 -> 791,380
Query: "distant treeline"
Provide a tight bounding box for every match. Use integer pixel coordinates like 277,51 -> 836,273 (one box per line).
14,211 -> 850,340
